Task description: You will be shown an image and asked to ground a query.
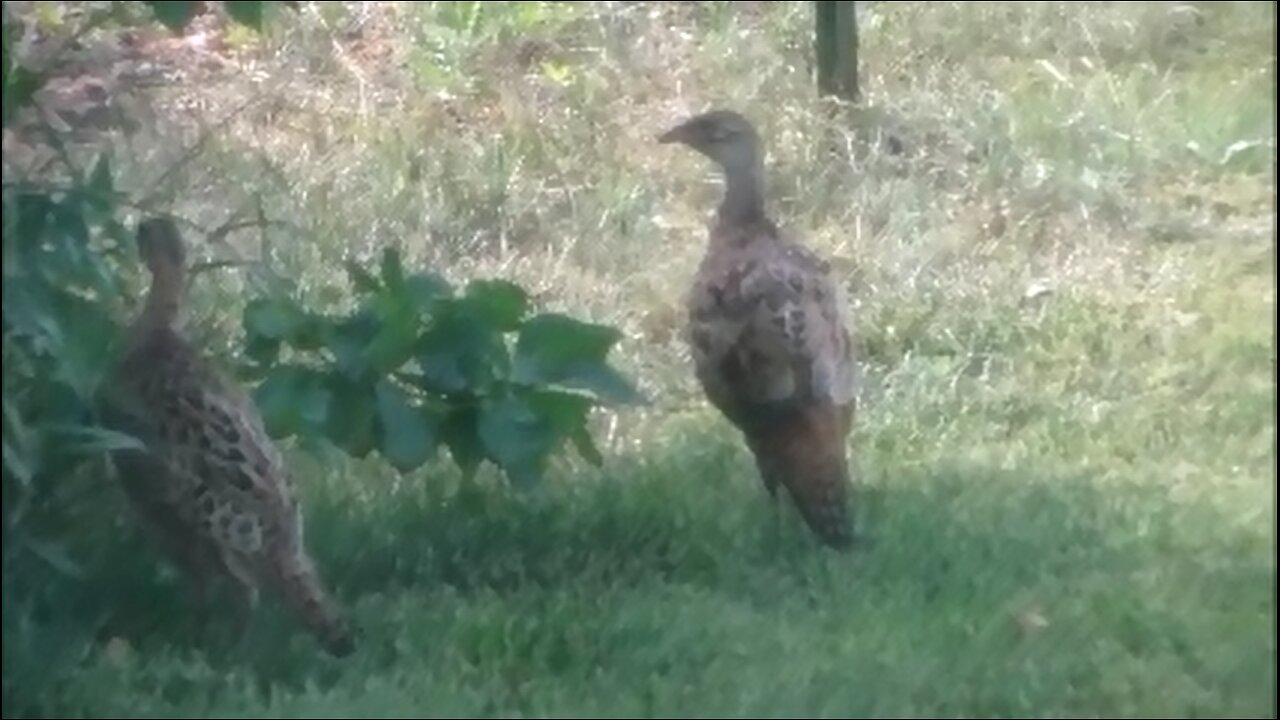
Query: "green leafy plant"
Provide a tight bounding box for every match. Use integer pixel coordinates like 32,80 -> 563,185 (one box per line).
142,0 -> 295,33
242,247 -> 644,487
3,0 -> 139,541
1,0 -> 287,550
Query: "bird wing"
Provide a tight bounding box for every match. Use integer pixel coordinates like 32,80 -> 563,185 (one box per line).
104,329 -> 301,557
687,223 -> 857,425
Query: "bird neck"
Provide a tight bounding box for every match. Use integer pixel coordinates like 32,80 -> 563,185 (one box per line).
717,158 -> 769,227
133,269 -> 188,338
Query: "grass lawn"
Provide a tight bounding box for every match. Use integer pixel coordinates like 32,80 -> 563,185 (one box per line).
2,1 -> 1275,717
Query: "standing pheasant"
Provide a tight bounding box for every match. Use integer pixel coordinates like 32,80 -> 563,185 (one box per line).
100,216 -> 356,656
658,109 -> 859,549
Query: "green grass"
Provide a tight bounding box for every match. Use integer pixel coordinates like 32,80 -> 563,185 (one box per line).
2,1 -> 1276,717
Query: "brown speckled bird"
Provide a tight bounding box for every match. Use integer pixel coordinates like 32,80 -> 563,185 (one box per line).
659,109 -> 859,549
100,216 -> 356,656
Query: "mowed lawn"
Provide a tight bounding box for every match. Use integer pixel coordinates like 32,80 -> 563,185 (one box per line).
2,1 -> 1274,717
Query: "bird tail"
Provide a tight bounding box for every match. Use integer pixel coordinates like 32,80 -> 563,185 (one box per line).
748,403 -> 855,549
271,551 -> 357,657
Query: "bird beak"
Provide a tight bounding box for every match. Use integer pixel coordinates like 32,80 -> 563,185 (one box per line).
657,121 -> 690,145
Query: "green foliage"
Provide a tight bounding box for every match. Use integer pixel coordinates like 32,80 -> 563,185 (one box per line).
410,1 -> 586,92
3,1 -> 1274,716
143,1 -> 203,31
243,247 -> 643,485
1,0 -> 294,565
142,1 -> 290,33
0,58 -> 144,711
2,6 -> 638,709
1,0 -> 632,548
1,157 -> 137,540
1,16 -> 42,126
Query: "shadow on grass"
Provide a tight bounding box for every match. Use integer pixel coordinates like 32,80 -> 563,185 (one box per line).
15,435 -> 1270,719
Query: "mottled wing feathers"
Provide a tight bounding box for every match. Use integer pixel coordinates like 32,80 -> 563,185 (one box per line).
687,222 -> 856,419
109,329 -> 298,554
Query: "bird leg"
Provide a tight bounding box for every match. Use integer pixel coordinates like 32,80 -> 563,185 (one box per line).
748,438 -> 784,546
219,553 -> 261,655
162,537 -> 223,639
187,572 -> 216,635
768,486 -> 783,547
235,577 -> 259,627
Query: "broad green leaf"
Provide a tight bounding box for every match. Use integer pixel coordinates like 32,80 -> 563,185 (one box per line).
48,203 -> 94,287
405,271 -> 453,311
252,371 -> 304,438
46,289 -> 119,402
2,397 -> 29,441
243,333 -> 281,366
461,279 -> 528,331
252,365 -> 332,438
440,403 -> 483,480
146,1 -> 200,32
570,425 -> 603,467
243,297 -> 302,340
365,281 -> 424,375
2,397 -> 34,486
14,193 -> 54,257
21,536 -> 85,579
515,312 -> 620,366
3,283 -> 63,360
525,389 -> 592,432
246,300 -> 330,359
327,311 -> 380,379
365,320 -> 421,375
2,65 -> 42,127
288,312 -> 331,352
224,1 -> 265,29
3,437 -> 33,487
374,380 -> 436,472
512,313 -> 644,405
416,301 -> 510,393
323,374 -> 377,458
29,378 -> 90,428
526,389 -> 603,467
477,393 -> 555,488
360,252 -> 441,375
554,363 -> 643,407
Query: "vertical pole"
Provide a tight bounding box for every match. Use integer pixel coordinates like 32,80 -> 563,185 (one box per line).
815,1 -> 859,102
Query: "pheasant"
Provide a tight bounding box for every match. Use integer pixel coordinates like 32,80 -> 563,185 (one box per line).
99,216 -> 356,656
658,109 -> 859,549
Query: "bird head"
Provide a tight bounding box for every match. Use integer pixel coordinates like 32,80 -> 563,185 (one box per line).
136,216 -> 188,277
657,109 -> 761,173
